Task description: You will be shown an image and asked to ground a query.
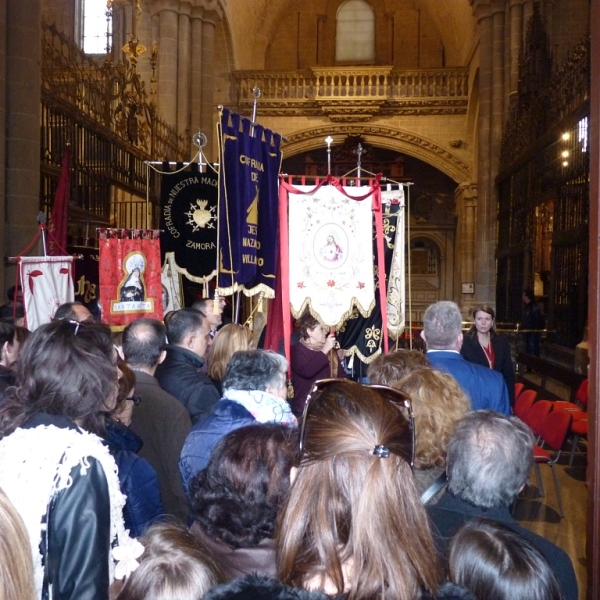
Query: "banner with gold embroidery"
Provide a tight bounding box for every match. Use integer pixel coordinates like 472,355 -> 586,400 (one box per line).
288,185 -> 376,328
216,108 -> 282,297
159,165 -> 218,283
336,196 -> 405,368
99,229 -> 163,329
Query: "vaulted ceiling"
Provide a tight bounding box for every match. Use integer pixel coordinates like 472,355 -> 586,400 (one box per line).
221,0 -> 478,70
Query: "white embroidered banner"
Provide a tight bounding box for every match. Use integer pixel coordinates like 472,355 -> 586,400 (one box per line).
161,253 -> 183,314
19,256 -> 74,330
289,185 -> 375,327
382,188 -> 406,339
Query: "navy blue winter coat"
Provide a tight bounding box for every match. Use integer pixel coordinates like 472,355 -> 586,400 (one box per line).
179,400 -> 257,499
104,419 -> 166,537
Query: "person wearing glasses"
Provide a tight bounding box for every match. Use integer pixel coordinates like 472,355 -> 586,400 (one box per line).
104,360 -> 165,538
0,320 -> 135,600
277,380 -> 443,600
53,300 -> 95,323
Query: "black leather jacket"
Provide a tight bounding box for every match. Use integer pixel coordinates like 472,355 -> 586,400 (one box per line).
155,345 -> 220,423
23,413 -> 112,600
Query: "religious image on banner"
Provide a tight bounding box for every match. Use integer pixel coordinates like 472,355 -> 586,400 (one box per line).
217,108 -> 282,297
99,230 -> 163,329
289,185 -> 375,328
160,165 -> 218,282
18,256 -> 74,331
161,253 -> 183,313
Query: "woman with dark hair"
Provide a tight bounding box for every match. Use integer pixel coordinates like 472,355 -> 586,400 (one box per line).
277,380 -> 443,600
189,423 -> 298,579
0,320 -> 135,600
0,319 -> 20,392
104,361 -> 165,537
290,310 -> 345,416
448,519 -> 564,600
460,304 -> 515,406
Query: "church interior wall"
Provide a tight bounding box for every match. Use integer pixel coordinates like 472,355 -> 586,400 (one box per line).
263,0 -> 449,71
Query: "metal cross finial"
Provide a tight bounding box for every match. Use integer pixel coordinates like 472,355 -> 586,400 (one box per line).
354,142 -> 365,178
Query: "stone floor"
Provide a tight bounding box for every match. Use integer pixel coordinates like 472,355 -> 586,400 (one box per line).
514,433 -> 588,600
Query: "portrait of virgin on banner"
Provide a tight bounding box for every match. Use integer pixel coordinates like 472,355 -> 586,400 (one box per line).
289,185 -> 376,328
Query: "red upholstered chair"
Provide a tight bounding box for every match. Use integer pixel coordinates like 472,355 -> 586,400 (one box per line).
515,382 -> 525,401
568,417 -> 588,467
514,390 -> 537,420
521,399 -> 553,440
554,378 -> 589,413
533,410 -> 573,518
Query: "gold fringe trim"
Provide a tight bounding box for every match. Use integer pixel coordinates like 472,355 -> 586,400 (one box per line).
291,297 -> 376,331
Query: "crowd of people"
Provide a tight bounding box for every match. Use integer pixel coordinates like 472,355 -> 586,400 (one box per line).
0,295 -> 575,600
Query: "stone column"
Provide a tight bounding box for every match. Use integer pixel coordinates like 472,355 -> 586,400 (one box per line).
509,1 -> 523,95
454,183 -> 478,313
4,0 -> 41,289
523,0 -> 534,35
153,0 -> 179,127
200,11 -> 218,160
471,1 -> 506,304
177,5 -> 191,137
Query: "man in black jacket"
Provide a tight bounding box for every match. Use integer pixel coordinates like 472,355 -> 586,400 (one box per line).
155,308 -> 220,423
427,410 -> 578,600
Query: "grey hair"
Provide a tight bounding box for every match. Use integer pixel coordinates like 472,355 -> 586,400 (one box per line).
446,410 -> 534,508
422,301 -> 463,350
223,350 -> 288,393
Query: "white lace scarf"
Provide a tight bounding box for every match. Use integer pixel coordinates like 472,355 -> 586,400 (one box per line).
223,388 -> 298,427
0,425 -> 133,596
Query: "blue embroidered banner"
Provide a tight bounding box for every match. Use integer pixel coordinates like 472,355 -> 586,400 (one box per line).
217,108 -> 282,297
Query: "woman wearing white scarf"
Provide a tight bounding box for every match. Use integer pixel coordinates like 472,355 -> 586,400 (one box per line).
0,320 -> 139,600
179,349 -> 297,497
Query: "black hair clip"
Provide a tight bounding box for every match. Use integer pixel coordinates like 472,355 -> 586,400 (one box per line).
373,445 -> 390,458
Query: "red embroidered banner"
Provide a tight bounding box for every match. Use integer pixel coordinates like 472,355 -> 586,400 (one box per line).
99,229 -> 163,329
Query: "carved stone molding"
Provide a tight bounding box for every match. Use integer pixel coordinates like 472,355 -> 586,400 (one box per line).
283,124 -> 473,183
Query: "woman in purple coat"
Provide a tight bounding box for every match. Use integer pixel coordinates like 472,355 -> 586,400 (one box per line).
290,310 -> 345,416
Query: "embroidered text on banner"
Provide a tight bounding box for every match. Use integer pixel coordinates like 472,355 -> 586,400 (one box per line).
217,108 -> 282,297
159,166 -> 218,283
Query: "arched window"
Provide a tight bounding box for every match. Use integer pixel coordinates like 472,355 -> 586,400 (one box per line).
335,0 -> 375,64
81,0 -> 112,54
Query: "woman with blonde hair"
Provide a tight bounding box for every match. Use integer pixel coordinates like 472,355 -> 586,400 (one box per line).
0,486 -> 36,600
112,522 -> 222,600
277,380 -> 442,600
396,368 -> 471,503
207,324 -> 254,395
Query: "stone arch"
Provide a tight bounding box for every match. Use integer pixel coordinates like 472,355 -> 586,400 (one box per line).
282,124 -> 473,184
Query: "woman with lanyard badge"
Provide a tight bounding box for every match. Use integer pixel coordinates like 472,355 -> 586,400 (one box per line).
460,304 -> 516,408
